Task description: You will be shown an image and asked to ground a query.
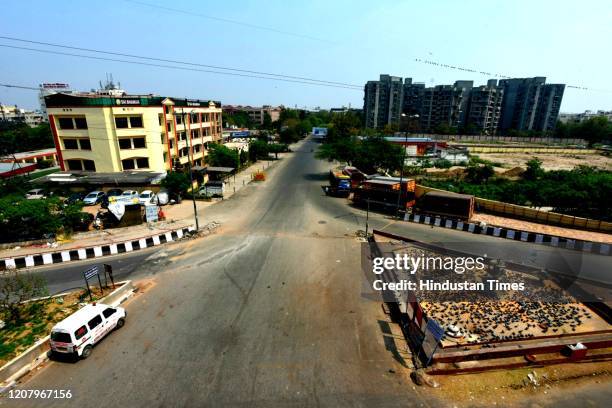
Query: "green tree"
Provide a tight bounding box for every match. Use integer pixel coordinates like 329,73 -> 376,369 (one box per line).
279,127 -> 299,144
0,123 -> 54,156
524,157 -> 544,180
249,140 -> 269,161
0,270 -> 48,323
0,196 -> 62,241
267,143 -> 288,159
262,112 -> 272,129
161,171 -> 191,197
465,164 -> 495,184
208,144 -> 239,169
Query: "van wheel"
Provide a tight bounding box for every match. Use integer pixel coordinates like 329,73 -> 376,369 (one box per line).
81,345 -> 93,359
116,318 -> 125,329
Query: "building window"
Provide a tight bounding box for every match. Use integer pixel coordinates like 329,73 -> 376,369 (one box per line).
136,158 -> 149,168
118,137 -> 146,149
83,160 -> 96,171
129,116 -> 143,128
57,116 -> 87,130
79,138 -> 91,150
58,117 -> 74,129
115,115 -> 143,129
122,159 -> 135,170
166,121 -> 173,132
119,138 -> 132,149
66,159 -> 96,171
115,117 -> 129,128
74,117 -> 88,129
158,114 -> 163,126
66,160 -> 81,170
133,137 -> 146,148
122,157 -> 149,170
63,139 -> 79,149
176,115 -> 183,125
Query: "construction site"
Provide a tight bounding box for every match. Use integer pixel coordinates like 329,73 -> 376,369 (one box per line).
369,230 -> 612,375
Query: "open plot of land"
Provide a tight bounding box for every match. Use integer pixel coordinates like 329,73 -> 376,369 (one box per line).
477,153 -> 612,171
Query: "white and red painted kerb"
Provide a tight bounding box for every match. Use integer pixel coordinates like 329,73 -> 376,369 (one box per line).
0,226 -> 196,271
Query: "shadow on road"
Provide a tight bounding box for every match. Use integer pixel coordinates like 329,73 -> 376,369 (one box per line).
303,172 -> 328,181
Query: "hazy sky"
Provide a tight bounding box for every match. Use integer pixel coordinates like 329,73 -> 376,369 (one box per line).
1,0 -> 610,112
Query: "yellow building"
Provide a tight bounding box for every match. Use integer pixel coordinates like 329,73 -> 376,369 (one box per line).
45,93 -> 222,173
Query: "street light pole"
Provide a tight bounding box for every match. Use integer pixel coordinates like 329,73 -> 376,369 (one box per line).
395,114 -> 419,218
181,105 -> 199,231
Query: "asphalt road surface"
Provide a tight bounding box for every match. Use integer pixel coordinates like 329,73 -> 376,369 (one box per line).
6,138 -> 611,407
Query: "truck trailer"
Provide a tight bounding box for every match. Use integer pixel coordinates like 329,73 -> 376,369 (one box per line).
352,177 -> 416,213
415,191 -> 475,220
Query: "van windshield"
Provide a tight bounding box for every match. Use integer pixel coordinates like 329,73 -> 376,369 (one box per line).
51,331 -> 72,343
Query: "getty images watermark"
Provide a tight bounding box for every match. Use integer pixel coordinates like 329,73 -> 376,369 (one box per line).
360,240 -> 607,303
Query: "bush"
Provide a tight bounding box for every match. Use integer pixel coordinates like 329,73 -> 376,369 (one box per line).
433,159 -> 453,169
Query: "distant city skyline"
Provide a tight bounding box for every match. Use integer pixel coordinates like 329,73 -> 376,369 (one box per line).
1,0 -> 610,112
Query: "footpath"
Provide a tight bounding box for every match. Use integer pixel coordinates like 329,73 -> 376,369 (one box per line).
0,142 -> 301,270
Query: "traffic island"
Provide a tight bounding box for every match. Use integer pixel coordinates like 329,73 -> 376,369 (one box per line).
0,281 -> 135,391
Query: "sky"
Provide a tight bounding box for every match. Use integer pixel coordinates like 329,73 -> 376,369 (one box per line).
1,0 -> 611,112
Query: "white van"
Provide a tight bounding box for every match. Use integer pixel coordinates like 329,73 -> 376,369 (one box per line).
49,303 -> 126,359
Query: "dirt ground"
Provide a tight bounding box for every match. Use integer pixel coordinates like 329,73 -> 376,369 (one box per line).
472,213 -> 612,244
476,153 -> 612,171
431,361 -> 612,407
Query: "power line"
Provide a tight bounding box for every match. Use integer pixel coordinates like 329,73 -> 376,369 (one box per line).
0,44 -> 362,92
122,0 -> 332,43
414,58 -> 612,94
0,36 -> 359,89
0,83 -> 39,91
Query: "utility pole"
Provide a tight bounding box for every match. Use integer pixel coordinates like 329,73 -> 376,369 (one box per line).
395,114 -> 419,218
181,105 -> 199,231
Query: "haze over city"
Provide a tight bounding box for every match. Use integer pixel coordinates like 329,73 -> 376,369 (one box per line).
1,0 -> 611,112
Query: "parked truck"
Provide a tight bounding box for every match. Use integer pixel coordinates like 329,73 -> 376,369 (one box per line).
326,170 -> 351,197
415,191 -> 474,220
352,177 -> 416,213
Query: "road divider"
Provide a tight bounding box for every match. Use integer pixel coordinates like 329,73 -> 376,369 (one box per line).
403,212 -> 611,256
0,225 -> 197,272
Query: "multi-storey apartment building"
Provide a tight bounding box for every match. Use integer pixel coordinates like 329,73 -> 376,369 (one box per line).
364,74 -> 564,134
465,84 -> 504,135
363,74 -> 403,129
45,93 -> 222,173
419,81 -> 473,132
498,77 -> 565,132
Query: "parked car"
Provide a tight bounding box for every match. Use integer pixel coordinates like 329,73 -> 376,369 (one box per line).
154,188 -> 170,205
118,190 -> 139,203
83,191 -> 106,205
101,189 -> 124,208
65,191 -> 87,205
25,188 -> 46,200
49,303 -> 126,359
138,190 -> 155,205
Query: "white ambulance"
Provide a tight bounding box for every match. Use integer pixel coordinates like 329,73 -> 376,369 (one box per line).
49,303 -> 126,359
